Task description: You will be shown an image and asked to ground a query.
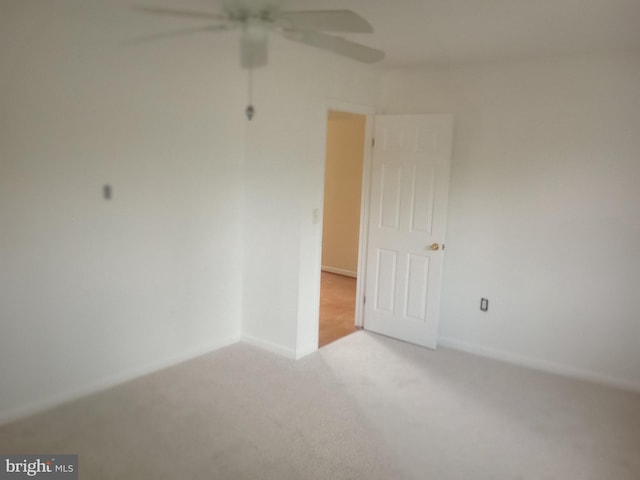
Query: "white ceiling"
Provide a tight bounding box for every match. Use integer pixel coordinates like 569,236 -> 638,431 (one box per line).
273,0 -> 640,67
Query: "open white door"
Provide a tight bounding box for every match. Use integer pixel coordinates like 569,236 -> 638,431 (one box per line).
363,114 -> 454,349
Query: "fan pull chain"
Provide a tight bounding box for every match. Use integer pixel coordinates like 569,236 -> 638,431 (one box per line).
245,67 -> 255,120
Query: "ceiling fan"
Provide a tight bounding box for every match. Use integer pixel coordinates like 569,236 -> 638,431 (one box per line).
134,1 -> 384,120
136,1 -> 385,69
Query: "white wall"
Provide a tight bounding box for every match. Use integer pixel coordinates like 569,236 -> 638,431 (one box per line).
242,37 -> 379,358
379,53 -> 640,389
0,0 -> 245,421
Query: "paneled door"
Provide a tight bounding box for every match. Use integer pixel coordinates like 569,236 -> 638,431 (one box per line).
363,114 -> 453,348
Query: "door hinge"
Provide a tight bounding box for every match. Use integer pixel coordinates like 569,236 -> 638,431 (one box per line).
363,295 -> 366,304
372,138 -> 375,148
442,243 -> 446,251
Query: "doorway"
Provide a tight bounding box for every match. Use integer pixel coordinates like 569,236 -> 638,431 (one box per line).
318,110 -> 367,347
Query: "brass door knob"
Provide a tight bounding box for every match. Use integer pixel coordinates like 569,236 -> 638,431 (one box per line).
429,243 -> 440,251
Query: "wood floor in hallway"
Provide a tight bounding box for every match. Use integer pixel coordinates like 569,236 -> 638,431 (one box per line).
319,271 -> 358,347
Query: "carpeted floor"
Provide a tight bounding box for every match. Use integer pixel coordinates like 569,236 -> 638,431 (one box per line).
1,332 -> 639,479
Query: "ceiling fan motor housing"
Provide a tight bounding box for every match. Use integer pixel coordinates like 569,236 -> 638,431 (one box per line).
223,0 -> 279,23
241,22 -> 269,69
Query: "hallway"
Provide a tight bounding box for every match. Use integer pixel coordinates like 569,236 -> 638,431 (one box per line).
318,272 -> 358,347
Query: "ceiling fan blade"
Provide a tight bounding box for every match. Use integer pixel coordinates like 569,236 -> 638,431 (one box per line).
123,25 -> 229,46
282,30 -> 384,64
276,10 -> 373,33
136,6 -> 227,21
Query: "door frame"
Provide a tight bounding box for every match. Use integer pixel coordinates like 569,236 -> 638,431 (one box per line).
321,100 -> 375,329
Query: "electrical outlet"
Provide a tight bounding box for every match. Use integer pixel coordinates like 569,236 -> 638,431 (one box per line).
480,298 -> 489,312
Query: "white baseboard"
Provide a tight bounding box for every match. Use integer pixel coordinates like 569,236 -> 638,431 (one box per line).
438,336 -> 640,394
0,334 -> 241,426
321,266 -> 357,278
242,335 -> 317,360
295,342 -> 318,359
242,334 -> 297,359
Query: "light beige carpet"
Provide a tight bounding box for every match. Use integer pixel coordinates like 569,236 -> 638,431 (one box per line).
1,331 -> 639,479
